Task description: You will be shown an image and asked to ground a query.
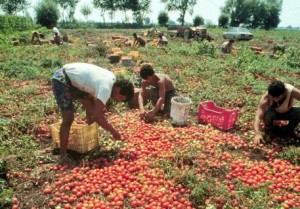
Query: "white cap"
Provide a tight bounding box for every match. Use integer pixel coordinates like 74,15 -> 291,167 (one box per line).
53,27 -> 60,35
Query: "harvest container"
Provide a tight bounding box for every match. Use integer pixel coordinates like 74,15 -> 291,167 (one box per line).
50,122 -> 99,154
170,96 -> 192,126
198,101 -> 238,130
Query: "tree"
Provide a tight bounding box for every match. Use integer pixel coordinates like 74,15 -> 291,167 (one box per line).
193,15 -> 204,26
53,0 -> 79,22
0,0 -> 29,15
263,0 -> 282,30
35,0 -> 59,28
161,0 -> 197,26
93,0 -> 117,24
158,11 -> 169,26
221,0 -> 282,29
80,4 -> 92,21
131,0 -> 151,25
144,17 -> 150,25
218,14 -> 229,27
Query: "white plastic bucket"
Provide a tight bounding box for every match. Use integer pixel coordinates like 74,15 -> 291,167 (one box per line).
170,96 -> 192,126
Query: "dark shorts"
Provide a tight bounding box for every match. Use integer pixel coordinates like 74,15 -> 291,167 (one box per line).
51,68 -> 90,112
146,87 -> 177,115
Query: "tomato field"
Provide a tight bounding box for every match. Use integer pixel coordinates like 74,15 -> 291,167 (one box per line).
1,28 -> 300,209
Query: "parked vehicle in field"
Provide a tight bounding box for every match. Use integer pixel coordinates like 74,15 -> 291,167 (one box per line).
223,27 -> 253,40
167,26 -> 212,41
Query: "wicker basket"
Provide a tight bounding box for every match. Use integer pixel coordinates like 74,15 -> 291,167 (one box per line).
128,51 -> 139,61
50,122 -> 99,154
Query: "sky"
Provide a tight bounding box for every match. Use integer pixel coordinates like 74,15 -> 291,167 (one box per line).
28,0 -> 300,27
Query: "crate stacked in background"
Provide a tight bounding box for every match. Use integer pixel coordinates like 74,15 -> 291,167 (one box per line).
50,122 -> 99,154
198,101 -> 238,131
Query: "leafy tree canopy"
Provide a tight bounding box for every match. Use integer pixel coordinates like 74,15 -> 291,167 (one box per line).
0,0 -> 29,15
193,15 -> 204,26
35,0 -> 59,28
161,0 -> 197,26
158,11 -> 169,27
220,0 -> 282,29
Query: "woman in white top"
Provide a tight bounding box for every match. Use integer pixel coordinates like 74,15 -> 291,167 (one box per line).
51,63 -> 134,164
253,80 -> 300,144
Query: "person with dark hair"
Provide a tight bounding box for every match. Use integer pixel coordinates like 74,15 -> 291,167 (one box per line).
51,63 -> 134,164
254,80 -> 300,145
31,31 -> 41,45
53,32 -> 62,45
138,64 -> 177,122
221,39 -> 235,53
132,33 -> 146,47
158,34 -> 168,45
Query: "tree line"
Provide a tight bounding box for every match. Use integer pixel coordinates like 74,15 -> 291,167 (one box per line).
0,0 -> 282,29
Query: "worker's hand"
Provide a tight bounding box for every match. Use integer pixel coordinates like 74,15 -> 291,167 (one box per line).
145,111 -> 155,122
111,130 -> 121,141
254,134 -> 264,145
139,110 -> 147,119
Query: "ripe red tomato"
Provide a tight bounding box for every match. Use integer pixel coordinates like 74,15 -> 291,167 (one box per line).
43,187 -> 52,195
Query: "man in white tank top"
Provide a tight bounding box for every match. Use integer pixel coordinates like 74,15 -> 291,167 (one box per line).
51,63 -> 134,164
254,80 -> 300,145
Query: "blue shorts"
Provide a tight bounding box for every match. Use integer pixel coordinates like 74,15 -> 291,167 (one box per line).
51,68 -> 90,112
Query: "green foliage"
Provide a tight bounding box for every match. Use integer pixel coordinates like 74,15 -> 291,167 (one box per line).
193,15 -> 204,27
276,146 -> 300,165
194,41 -> 216,57
221,0 -> 282,29
0,60 -> 40,80
285,46 -> 300,68
95,42 -> 108,57
40,58 -> 62,68
0,15 -> 33,33
161,0 -> 197,26
0,0 -> 29,15
189,179 -> 216,206
0,180 -> 13,209
233,182 -> 273,208
53,0 -> 79,22
80,3 -> 92,21
35,0 -> 60,28
218,13 -> 229,28
169,41 -> 216,58
158,11 -> 169,27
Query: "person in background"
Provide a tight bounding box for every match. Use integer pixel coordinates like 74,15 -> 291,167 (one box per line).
51,62 -> 134,164
53,32 -> 62,45
158,34 -> 168,45
272,43 -> 285,57
31,31 -> 41,45
133,33 -> 146,47
221,39 -> 235,54
253,80 -> 300,145
53,27 -> 61,36
138,64 -> 177,122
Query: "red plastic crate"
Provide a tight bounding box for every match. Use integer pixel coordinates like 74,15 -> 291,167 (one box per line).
198,101 -> 238,130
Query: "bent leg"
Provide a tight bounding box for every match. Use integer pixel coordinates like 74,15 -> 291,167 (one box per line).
285,107 -> 300,133
263,108 -> 278,135
163,90 -> 178,117
51,76 -> 75,158
60,111 -> 74,158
